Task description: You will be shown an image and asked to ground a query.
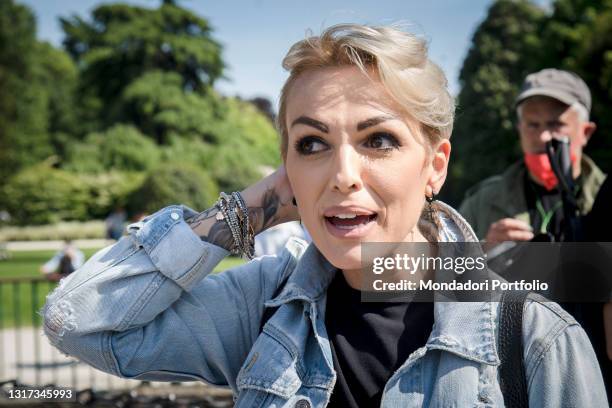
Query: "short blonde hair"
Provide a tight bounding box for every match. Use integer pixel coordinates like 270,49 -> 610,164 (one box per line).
277,23 -> 455,158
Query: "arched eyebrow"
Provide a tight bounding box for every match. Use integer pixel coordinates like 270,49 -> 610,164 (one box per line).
290,114 -> 398,133
290,116 -> 329,133
356,115 -> 397,131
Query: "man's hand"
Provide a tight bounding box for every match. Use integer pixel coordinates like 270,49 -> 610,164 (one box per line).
484,218 -> 534,251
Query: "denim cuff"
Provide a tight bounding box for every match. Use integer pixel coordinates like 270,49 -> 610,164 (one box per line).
128,205 -> 230,291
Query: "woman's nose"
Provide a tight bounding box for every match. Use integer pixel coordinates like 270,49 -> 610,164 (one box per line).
329,145 -> 363,194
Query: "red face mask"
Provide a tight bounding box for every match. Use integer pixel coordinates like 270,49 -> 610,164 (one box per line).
523,150 -> 577,191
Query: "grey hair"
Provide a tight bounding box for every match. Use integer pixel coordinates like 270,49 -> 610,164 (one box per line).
569,101 -> 590,122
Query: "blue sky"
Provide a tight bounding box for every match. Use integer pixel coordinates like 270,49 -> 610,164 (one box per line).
23,0 -> 549,108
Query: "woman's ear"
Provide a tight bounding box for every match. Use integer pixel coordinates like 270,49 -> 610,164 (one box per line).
428,139 -> 451,194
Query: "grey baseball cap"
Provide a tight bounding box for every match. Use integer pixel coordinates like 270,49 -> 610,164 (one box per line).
515,68 -> 591,112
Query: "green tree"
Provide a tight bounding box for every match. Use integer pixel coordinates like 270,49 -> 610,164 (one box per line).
35,42 -> 80,158
80,171 -> 145,218
1,163 -> 90,225
119,71 -> 224,144
0,1 -> 79,183
65,124 -> 161,173
61,2 -> 224,126
128,163 -> 218,215
60,1 -> 279,190
0,0 -> 51,180
117,71 -> 280,190
206,98 -> 281,191
538,0 -> 612,171
444,0 -> 545,205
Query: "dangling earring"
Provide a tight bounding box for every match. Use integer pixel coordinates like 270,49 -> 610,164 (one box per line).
425,188 -> 437,223
426,190 -> 436,203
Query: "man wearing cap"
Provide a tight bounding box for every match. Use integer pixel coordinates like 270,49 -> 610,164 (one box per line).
459,68 -> 605,244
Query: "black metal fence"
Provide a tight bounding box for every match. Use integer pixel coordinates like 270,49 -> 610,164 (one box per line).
0,276 -> 140,390
0,277 -> 233,407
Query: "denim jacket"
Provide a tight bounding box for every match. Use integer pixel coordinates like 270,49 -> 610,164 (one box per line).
42,202 -> 608,407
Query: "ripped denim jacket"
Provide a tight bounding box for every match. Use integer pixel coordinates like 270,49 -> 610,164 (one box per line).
42,203 -> 608,407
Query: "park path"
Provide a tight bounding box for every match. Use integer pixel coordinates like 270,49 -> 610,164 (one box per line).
0,326 -> 234,405
5,240 -> 113,252
0,326 -> 140,390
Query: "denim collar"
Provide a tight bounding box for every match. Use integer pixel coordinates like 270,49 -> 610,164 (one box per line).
265,200 -> 500,366
263,241 -> 337,307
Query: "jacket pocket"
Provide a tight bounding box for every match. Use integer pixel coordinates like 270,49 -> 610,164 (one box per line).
236,330 -> 302,399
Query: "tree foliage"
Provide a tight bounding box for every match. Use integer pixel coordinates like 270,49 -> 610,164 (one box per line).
128,163 -> 218,215
118,70 -> 224,144
0,163 -> 90,225
444,0 -> 545,204
81,171 -> 145,219
58,1 -> 280,194
61,2 -> 224,126
0,1 -> 281,225
0,0 -> 78,181
538,0 -> 612,170
65,124 -> 161,173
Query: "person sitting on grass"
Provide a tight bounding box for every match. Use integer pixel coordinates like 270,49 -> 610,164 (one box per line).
40,240 -> 84,282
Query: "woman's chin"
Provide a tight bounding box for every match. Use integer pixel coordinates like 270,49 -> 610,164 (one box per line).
320,245 -> 362,271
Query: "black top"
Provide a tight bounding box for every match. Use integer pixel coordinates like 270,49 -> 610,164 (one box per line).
583,175 -> 612,241
325,271 -> 434,408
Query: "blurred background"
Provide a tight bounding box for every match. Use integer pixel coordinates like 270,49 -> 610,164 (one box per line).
0,0 -> 610,405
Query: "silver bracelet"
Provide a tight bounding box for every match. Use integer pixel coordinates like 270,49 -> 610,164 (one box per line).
215,192 -> 255,259
232,192 -> 255,259
216,193 -> 243,255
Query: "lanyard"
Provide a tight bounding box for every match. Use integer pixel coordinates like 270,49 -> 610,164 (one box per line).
535,198 -> 562,234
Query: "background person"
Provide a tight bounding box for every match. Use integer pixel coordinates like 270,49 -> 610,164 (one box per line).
39,240 -> 84,282
105,206 -> 127,241
460,68 -> 610,400
459,69 -> 605,245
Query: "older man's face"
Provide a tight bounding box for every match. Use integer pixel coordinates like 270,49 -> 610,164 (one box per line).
517,96 -> 592,157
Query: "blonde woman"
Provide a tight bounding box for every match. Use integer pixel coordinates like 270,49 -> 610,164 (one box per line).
42,24 -> 606,407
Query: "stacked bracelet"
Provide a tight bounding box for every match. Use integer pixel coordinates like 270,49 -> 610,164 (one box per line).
232,192 -> 255,259
215,192 -> 255,259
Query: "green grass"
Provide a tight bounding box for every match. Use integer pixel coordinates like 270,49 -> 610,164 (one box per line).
0,249 -> 246,328
0,249 -> 100,279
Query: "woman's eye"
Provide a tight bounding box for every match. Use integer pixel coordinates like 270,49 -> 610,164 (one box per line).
295,136 -> 328,155
364,132 -> 400,150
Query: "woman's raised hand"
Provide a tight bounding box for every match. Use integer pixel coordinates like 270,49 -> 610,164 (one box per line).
240,164 -> 300,234
187,165 -> 300,251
